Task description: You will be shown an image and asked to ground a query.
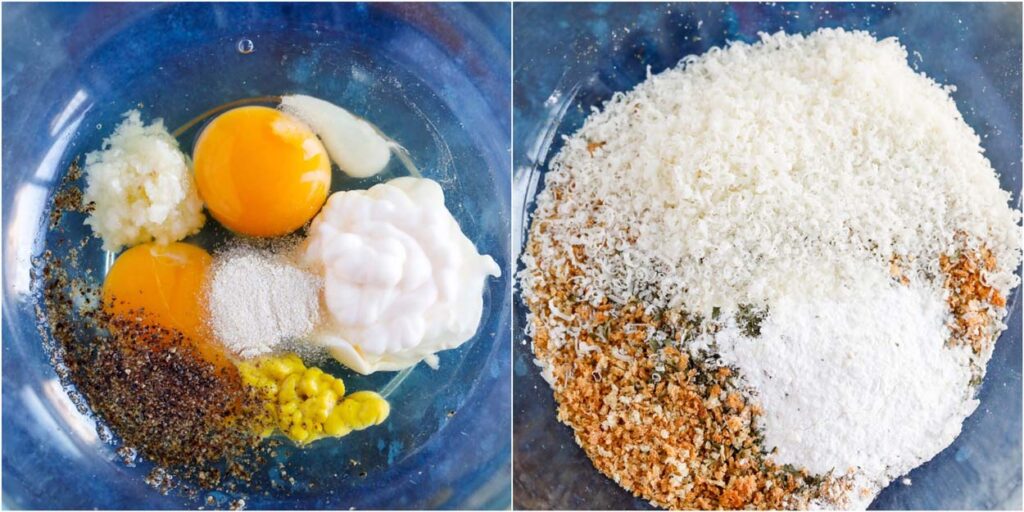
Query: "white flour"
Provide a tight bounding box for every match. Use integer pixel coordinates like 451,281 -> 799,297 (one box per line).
206,250 -> 321,359
701,267 -> 978,501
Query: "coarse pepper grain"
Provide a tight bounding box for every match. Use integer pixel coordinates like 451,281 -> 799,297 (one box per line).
48,158 -> 90,229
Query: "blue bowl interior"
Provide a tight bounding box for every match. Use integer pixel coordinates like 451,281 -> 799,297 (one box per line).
3,3 -> 510,509
512,3 -> 1021,510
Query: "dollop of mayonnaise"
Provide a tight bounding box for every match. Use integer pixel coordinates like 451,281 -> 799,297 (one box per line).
279,94 -> 391,178
302,177 -> 500,374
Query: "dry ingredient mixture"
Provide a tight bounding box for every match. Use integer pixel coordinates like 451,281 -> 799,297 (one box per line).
521,29 -> 1021,509
206,248 -> 321,359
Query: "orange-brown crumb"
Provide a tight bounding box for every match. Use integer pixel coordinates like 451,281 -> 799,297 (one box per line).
940,242 -> 1005,355
524,235 -> 827,509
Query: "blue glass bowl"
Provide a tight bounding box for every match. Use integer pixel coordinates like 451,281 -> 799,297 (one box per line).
2,3 -> 510,509
513,3 -> 1021,510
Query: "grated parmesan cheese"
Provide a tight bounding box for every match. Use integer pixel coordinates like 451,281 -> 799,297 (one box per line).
522,29 -> 1019,319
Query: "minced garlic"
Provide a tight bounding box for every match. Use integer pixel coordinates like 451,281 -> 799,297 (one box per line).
82,110 -> 204,251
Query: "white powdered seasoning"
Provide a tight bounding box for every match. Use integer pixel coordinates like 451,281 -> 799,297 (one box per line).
206,250 -> 321,359
521,28 -> 1021,508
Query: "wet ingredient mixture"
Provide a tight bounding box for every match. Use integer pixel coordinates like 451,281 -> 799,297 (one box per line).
37,90 -> 496,501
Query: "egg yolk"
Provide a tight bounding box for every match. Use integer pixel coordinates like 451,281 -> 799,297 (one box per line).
193,106 -> 331,237
102,242 -> 230,370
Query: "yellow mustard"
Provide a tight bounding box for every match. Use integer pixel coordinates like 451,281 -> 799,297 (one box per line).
237,353 -> 390,444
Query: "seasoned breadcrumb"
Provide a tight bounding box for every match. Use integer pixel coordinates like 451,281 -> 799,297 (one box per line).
524,234 -> 832,509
